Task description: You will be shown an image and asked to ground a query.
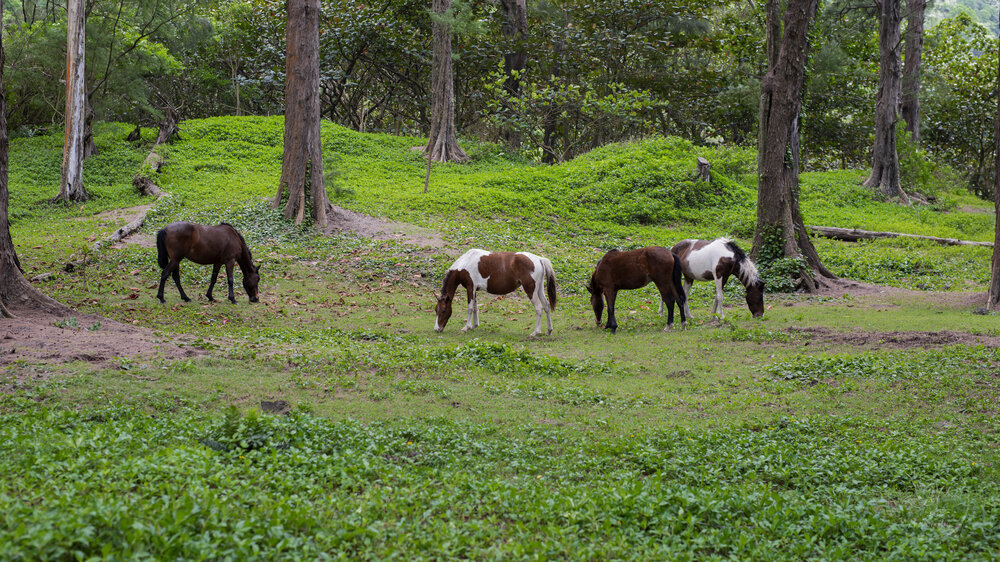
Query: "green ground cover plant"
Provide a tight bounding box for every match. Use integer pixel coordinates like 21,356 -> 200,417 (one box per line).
4,116 -> 999,558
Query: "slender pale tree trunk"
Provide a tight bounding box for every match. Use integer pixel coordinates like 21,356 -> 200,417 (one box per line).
988,17 -> 1000,310
0,1 -> 66,316
56,0 -> 89,202
274,0 -> 329,227
864,0 -> 910,203
426,0 -> 468,163
901,0 -> 925,144
751,0 -> 832,292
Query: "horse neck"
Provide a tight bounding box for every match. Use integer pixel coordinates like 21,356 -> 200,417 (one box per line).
732,256 -> 760,287
440,269 -> 468,301
235,243 -> 254,273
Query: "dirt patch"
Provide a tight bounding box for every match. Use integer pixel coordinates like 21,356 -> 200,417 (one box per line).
787,326 -> 1000,349
810,277 -> 891,298
325,205 -> 450,252
1,306 -> 205,371
87,205 -> 153,222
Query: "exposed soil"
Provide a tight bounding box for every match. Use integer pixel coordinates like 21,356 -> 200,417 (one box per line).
786,326 -> 1000,350
0,305 -> 204,370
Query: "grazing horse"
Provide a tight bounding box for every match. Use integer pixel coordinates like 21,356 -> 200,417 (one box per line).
435,249 -> 558,336
587,247 -> 687,333
156,221 -> 260,304
666,237 -> 765,319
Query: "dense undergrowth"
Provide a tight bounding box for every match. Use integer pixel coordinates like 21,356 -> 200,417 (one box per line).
1,404 -> 996,559
4,117 -> 999,558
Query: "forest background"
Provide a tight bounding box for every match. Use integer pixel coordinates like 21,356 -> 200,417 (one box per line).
5,0 -> 1000,199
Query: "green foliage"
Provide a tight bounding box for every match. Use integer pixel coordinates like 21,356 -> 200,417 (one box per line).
922,13 -> 999,197
0,406 -> 997,559
764,346 -> 1000,385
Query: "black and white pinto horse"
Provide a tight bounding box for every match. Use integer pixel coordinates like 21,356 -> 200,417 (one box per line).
664,238 -> 765,319
435,249 -> 558,336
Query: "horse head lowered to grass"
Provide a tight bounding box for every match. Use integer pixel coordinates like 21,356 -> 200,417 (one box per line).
587,246 -> 687,333
435,249 -> 557,336
155,221 -> 260,304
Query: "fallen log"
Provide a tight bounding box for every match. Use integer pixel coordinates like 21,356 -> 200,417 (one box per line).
806,225 -> 993,248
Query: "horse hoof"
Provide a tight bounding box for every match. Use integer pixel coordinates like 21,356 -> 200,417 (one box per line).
663,324 -> 673,332
181,297 -> 191,302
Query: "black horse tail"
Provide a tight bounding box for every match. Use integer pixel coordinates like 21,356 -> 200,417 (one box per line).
671,251 -> 686,305
156,229 -> 168,269
542,257 -> 557,311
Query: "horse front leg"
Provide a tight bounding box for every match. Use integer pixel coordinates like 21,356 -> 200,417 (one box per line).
206,264 -> 222,302
225,263 -> 236,304
604,290 -> 618,334
462,290 -> 477,332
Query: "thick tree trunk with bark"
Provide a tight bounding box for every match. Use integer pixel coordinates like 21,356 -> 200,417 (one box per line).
426,0 -> 468,163
864,0 -> 910,204
901,0 -> 925,144
751,0 -> 832,293
56,0 -> 89,203
988,28 -> 1000,310
499,0 -> 528,147
0,6 -> 66,317
273,0 -> 329,227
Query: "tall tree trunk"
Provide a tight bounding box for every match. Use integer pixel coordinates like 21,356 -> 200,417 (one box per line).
55,0 -> 89,203
274,0 -> 329,227
864,0 -> 910,204
499,0 -> 528,147
426,0 -> 468,163
901,0 -> 925,144
988,15 -> 1000,310
751,0 -> 832,293
0,1 -> 66,317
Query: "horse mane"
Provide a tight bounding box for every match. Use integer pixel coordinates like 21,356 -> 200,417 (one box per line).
722,238 -> 761,286
220,222 -> 253,263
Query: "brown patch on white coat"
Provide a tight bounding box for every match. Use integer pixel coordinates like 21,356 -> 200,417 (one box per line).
435,249 -> 558,336
667,238 -> 764,319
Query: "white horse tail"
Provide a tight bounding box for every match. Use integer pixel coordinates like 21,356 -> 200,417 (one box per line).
541,257 -> 557,311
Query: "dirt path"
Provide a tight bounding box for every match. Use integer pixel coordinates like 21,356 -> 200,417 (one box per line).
324,204 -> 449,250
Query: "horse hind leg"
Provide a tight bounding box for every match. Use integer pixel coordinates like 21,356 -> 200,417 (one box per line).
170,261 -> 191,302
528,283 -> 551,336
206,264 -> 222,302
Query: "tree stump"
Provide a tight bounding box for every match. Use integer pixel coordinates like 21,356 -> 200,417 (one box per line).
696,157 -> 711,182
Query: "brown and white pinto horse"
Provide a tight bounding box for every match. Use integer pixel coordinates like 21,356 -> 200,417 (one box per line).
156,221 -> 260,304
435,249 -> 557,336
586,247 -> 687,334
667,237 -> 765,319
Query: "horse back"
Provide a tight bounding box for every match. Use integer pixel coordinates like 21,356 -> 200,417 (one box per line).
595,247 -> 672,291
478,251 -> 534,295
162,221 -> 242,265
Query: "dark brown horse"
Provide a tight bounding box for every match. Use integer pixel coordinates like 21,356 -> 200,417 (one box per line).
435,249 -> 557,336
586,247 -> 686,333
156,222 -> 260,304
